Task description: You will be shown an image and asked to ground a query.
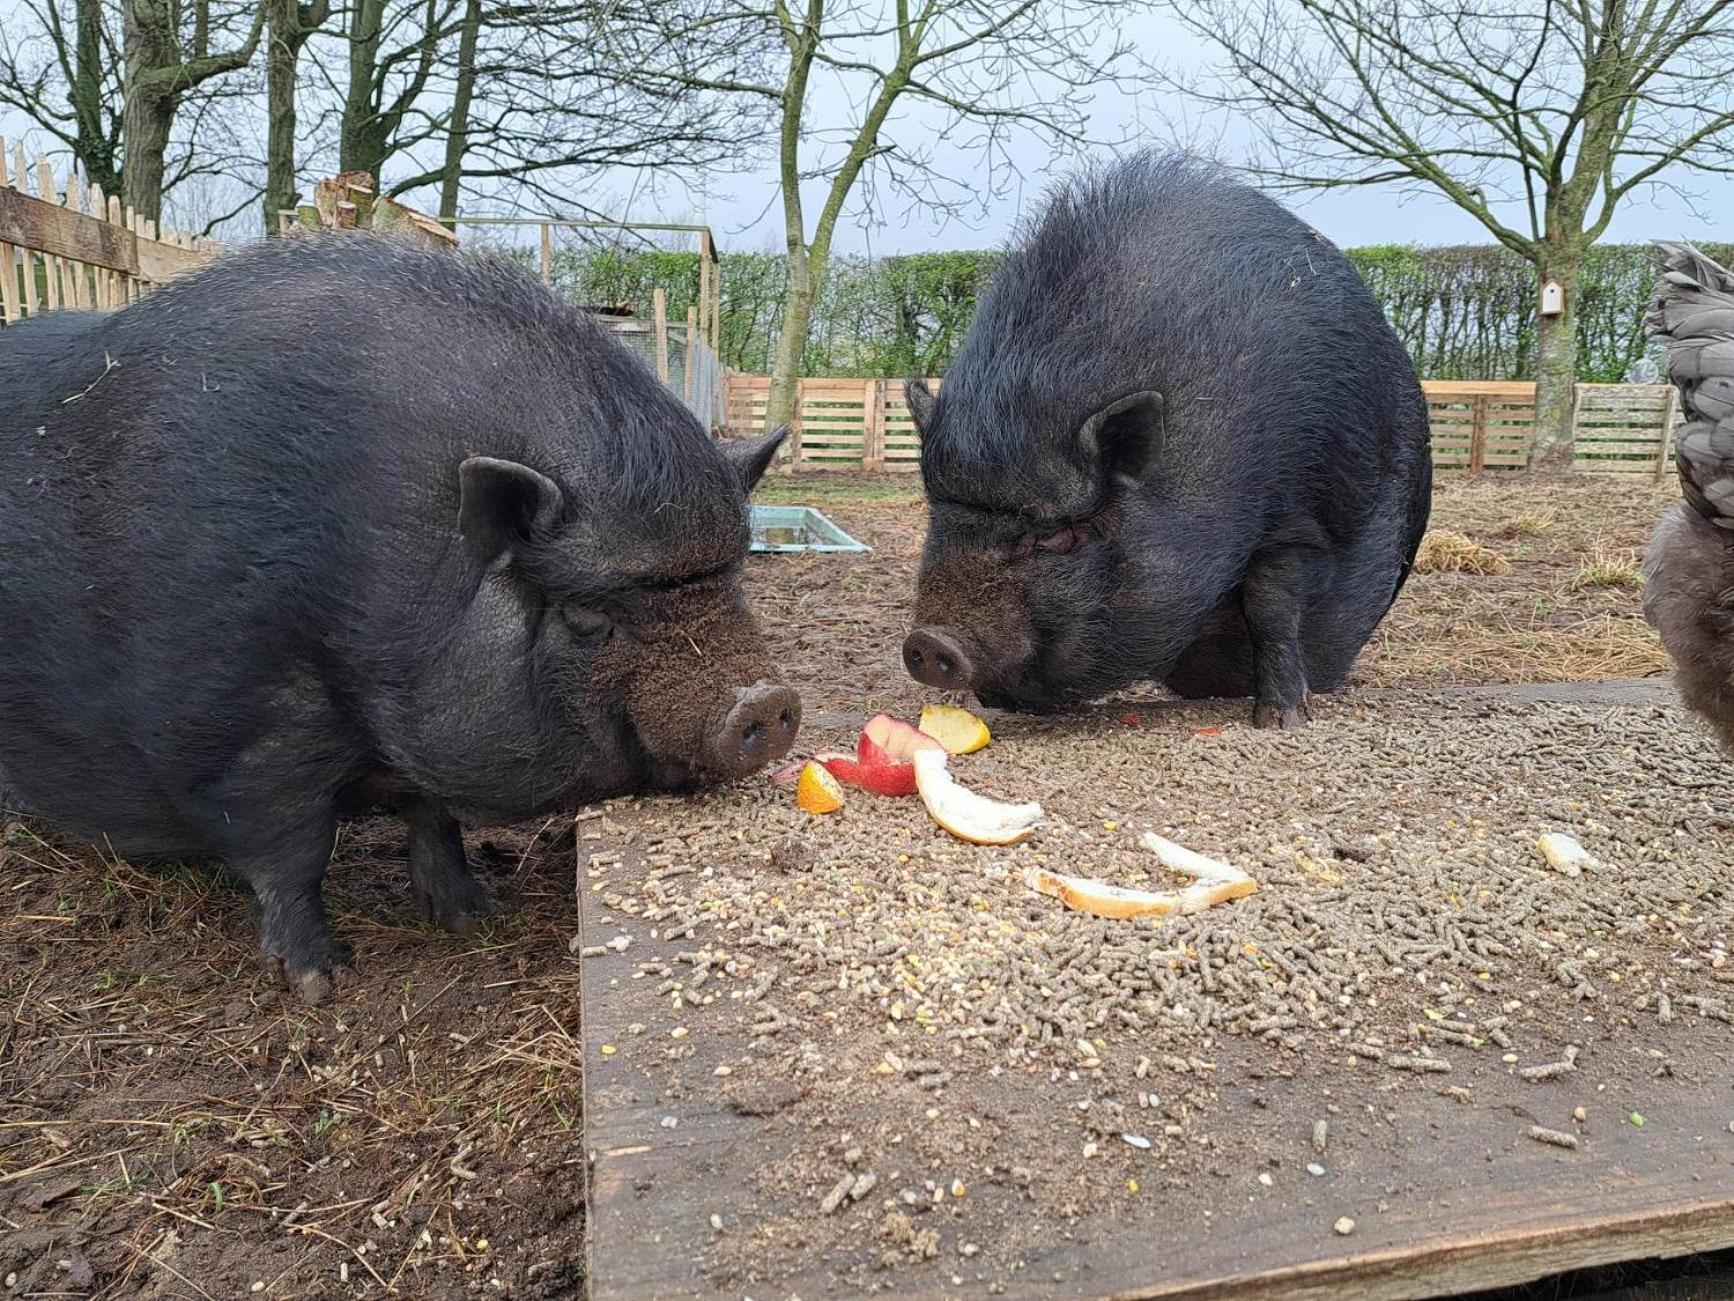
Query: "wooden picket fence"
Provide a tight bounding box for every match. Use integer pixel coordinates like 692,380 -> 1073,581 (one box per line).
725,376 -> 925,471
0,139 -> 221,324
725,375 -> 1682,478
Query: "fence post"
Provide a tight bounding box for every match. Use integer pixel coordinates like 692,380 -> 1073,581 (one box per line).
711,250 -> 721,354
62,169 -> 88,310
684,306 -> 698,405
0,140 -> 18,324
1655,384 -> 1678,482
32,156 -> 62,312
652,287 -> 669,384
697,232 -> 712,354
539,222 -> 551,286
788,380 -> 805,472
1469,394 -> 1489,474
863,378 -> 886,471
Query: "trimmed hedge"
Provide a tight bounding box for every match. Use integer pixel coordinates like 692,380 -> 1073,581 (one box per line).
546,242 -> 1734,383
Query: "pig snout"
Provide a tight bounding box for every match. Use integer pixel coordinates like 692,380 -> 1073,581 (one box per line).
705,681 -> 801,777
903,626 -> 975,691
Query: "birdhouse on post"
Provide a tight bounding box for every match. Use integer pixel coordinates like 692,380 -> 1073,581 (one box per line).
1540,279 -> 1565,317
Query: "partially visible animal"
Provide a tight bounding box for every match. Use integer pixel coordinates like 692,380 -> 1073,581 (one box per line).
1642,242 -> 1734,750
0,237 -> 799,1001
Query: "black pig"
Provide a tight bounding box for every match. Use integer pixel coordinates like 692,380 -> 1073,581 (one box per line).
0,238 -> 798,1000
902,154 -> 1431,725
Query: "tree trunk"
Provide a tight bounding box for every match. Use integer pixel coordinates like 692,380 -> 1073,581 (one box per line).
340,0 -> 389,180
767,244 -> 815,432
1529,255 -> 1582,470
437,0 -> 481,221
71,0 -> 118,196
264,0 -> 328,234
264,0 -> 300,233
122,0 -> 180,224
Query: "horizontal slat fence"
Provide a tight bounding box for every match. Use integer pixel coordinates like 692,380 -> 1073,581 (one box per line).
0,139 -> 220,325
724,375 -> 1683,478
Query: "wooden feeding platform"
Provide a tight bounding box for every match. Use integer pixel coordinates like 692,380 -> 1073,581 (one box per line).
575,682 -> 1734,1300
578,881 -> 1734,1299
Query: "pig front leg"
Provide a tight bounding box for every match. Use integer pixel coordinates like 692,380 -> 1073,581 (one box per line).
403,796 -> 491,936
225,819 -> 353,1004
1241,550 -> 1313,729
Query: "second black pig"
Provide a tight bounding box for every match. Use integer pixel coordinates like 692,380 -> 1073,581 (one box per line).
903,153 -> 1432,725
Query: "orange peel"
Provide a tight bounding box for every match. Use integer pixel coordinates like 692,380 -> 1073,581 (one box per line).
1026,833 -> 1257,919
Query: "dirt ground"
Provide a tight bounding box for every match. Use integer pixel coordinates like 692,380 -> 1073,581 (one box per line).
0,470 -> 1721,1300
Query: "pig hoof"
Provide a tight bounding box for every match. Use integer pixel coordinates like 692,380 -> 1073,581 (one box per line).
264,949 -> 356,1004
1252,702 -> 1310,730
418,877 -> 492,938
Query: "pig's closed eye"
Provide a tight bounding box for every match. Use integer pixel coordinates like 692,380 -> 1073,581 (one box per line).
1036,526 -> 1085,555
562,605 -> 613,641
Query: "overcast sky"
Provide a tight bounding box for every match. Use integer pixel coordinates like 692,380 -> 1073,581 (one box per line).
639,7 -> 1734,258
3,3 -> 1730,254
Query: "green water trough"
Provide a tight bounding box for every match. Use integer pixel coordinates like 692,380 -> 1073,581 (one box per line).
749,505 -> 870,553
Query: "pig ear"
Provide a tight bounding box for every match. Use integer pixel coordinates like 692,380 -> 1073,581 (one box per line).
719,426 -> 787,491
1077,390 -> 1164,487
458,456 -> 564,564
905,378 -> 938,431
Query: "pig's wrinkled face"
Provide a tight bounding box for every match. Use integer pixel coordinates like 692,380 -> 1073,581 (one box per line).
904,384 -> 1167,712
403,429 -> 798,818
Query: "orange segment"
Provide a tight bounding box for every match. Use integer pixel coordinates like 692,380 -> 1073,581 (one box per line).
918,704 -> 991,754
795,761 -> 844,814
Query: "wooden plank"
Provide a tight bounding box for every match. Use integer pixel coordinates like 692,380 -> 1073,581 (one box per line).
1469,394 -> 1489,474
13,144 -> 38,315
684,306 -> 698,405
61,171 -> 89,310
135,233 -> 206,284
0,138 -> 19,324
33,155 -> 62,312
0,181 -> 137,277
577,799 -> 1734,1301
1421,380 -> 1537,398
653,287 -> 669,384
1656,384 -> 1679,482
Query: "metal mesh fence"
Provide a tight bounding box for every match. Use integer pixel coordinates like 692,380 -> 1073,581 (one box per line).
602,319 -> 724,429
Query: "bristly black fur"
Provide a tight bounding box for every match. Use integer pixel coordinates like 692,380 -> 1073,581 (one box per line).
0,234 -> 792,999
907,150 -> 1433,720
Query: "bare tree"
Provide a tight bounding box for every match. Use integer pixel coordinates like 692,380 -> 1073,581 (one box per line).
264,0 -> 330,232
123,0 -> 265,223
335,0 -> 456,183
1163,0 -> 1734,467
350,0 -> 770,220
0,0 -> 124,193
632,0 -> 1135,430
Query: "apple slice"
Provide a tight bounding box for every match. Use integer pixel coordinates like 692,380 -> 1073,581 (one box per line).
770,751 -> 851,785
795,762 -> 844,814
864,713 -> 945,762
912,748 -> 1042,845
822,733 -> 918,796
919,704 -> 991,754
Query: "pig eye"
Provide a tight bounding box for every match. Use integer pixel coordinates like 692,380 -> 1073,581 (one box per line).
561,605 -> 613,641
1035,526 -> 1085,555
